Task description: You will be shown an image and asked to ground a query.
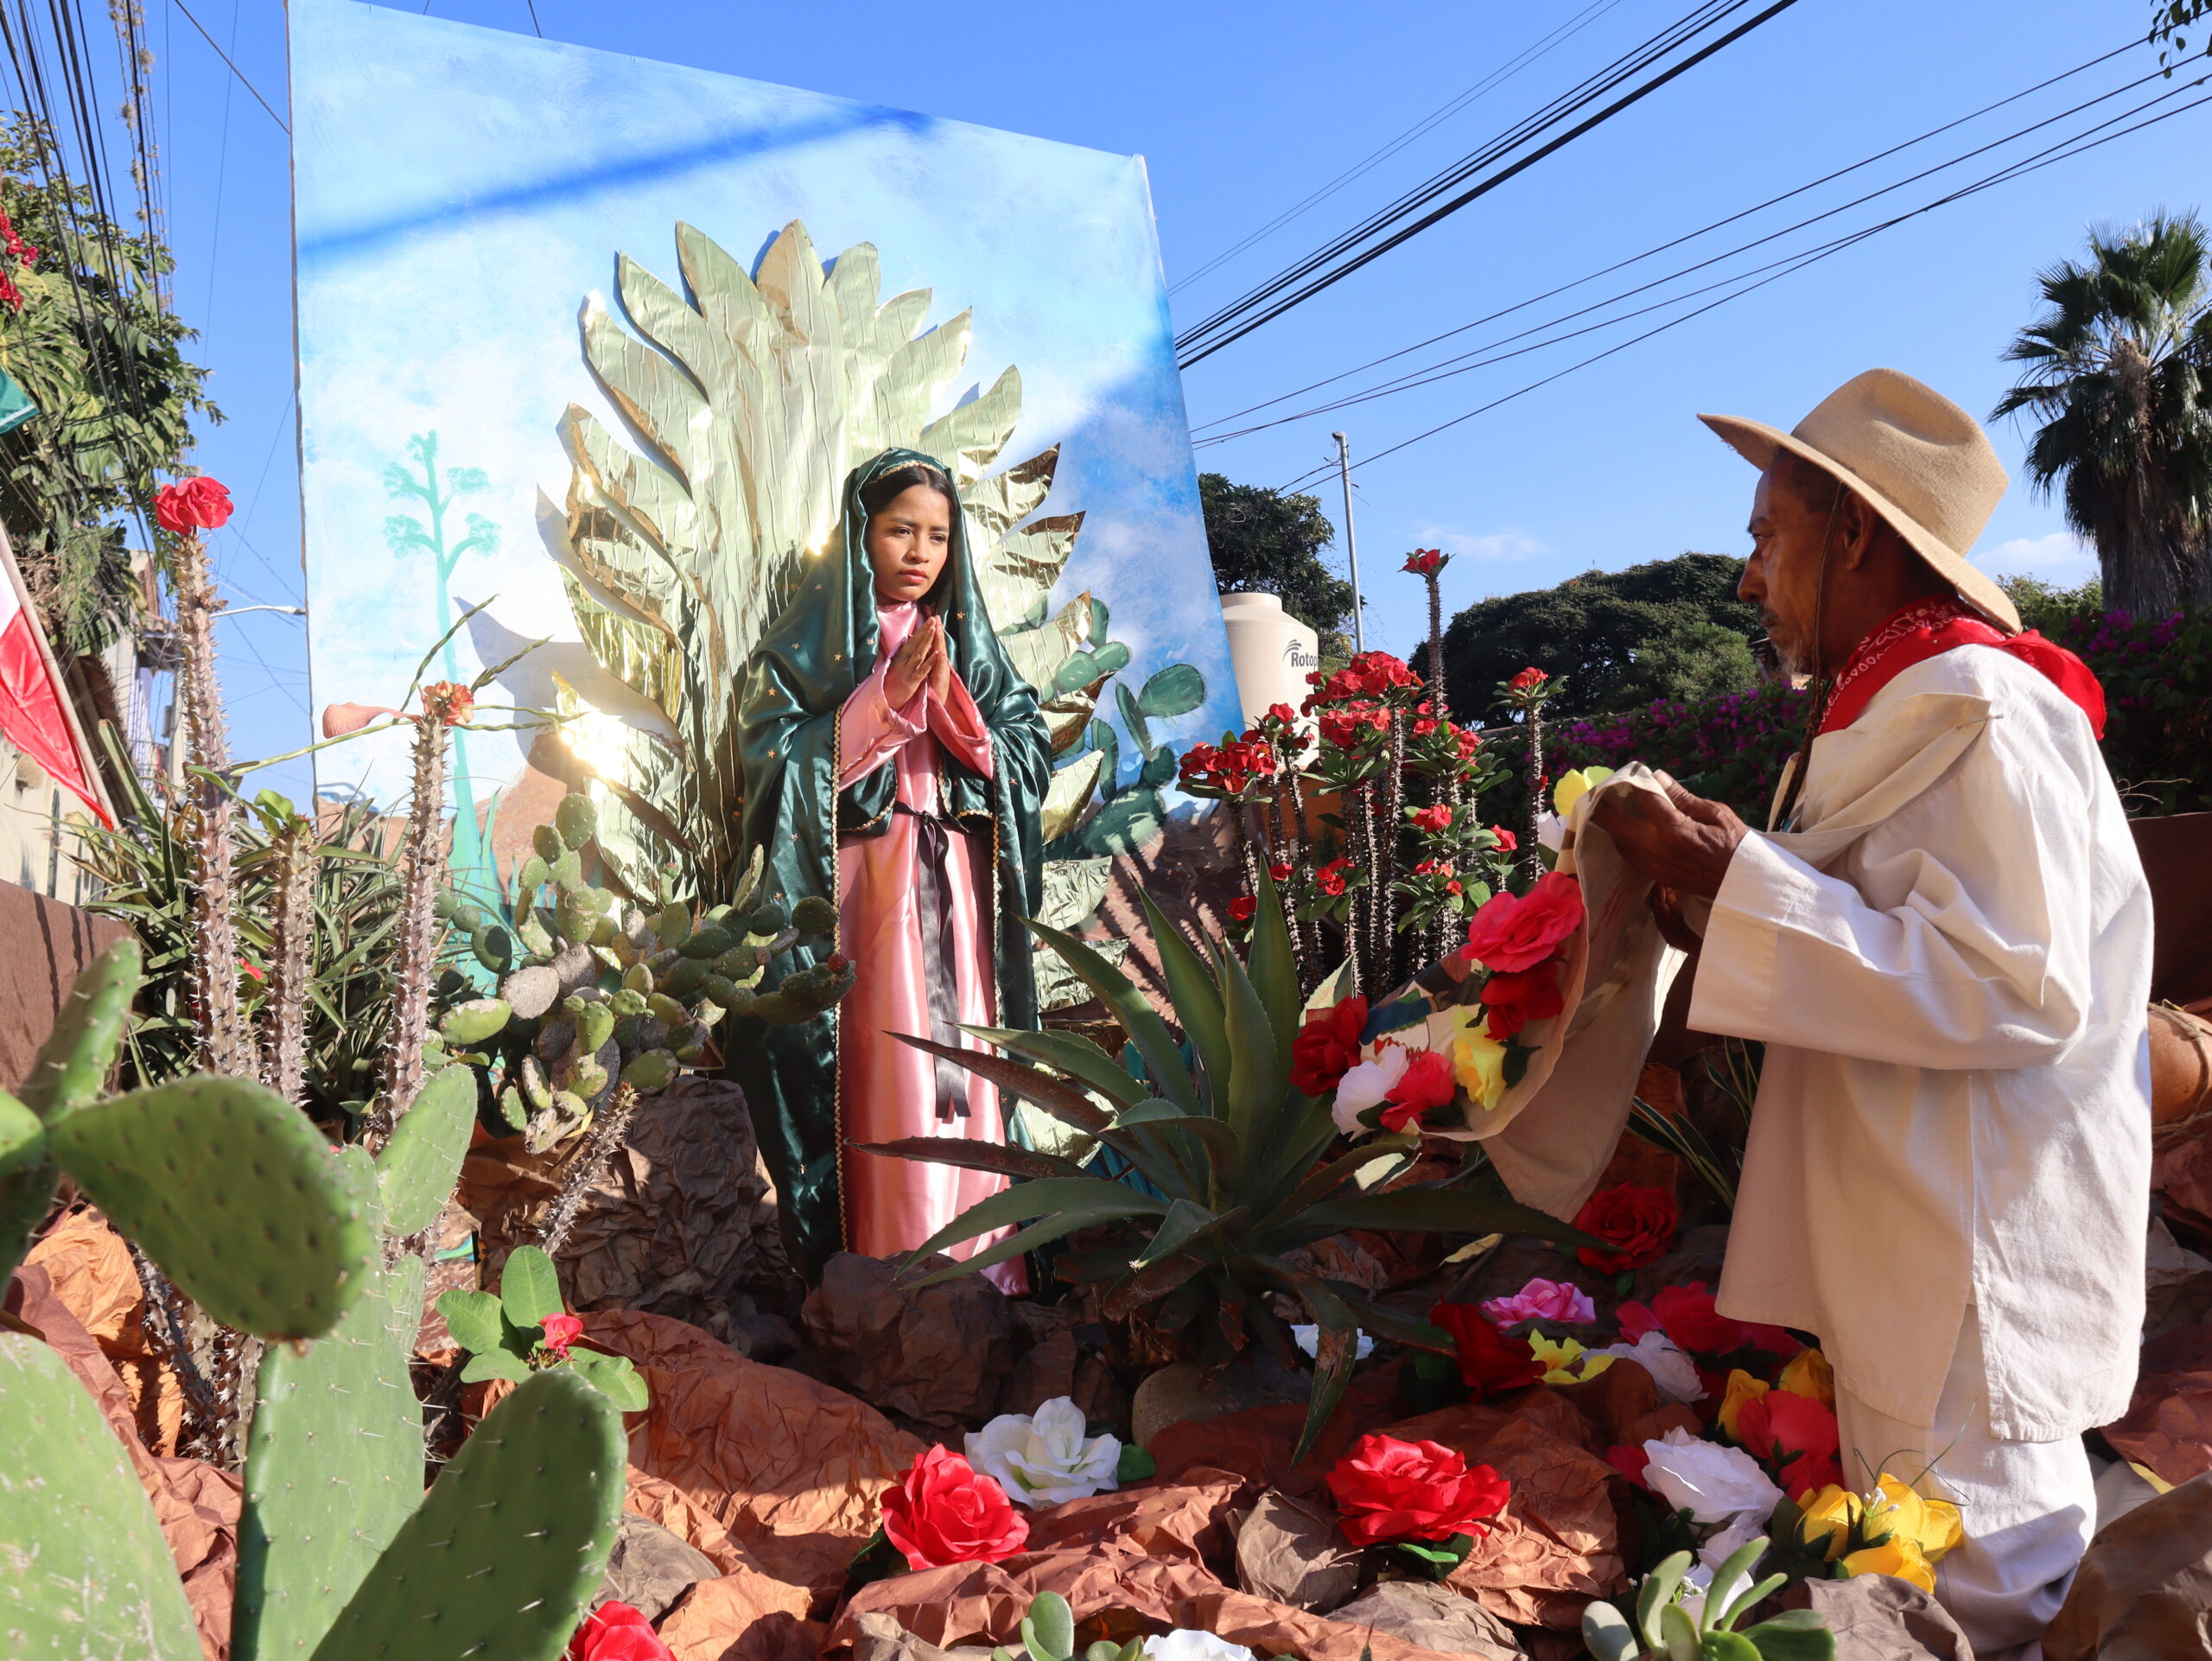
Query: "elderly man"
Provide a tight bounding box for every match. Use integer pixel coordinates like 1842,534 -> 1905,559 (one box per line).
1593,368 -> 2150,1650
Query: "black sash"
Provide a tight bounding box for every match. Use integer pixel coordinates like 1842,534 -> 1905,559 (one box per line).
893,799 -> 972,1122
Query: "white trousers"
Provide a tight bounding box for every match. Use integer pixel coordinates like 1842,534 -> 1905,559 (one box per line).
1831,1307 -> 2097,1658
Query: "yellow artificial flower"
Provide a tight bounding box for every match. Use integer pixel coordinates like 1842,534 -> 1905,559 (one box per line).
1840,1536 -> 1936,1594
1527,1330 -> 1613,1384
1795,1484 -> 1862,1560
1551,766 -> 1615,819
1868,1473 -> 1965,1562
1777,1347 -> 1835,1408
1449,1009 -> 1509,1111
1715,1369 -> 1770,1439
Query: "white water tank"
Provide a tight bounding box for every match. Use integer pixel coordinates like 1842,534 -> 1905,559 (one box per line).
1218,591 -> 1321,729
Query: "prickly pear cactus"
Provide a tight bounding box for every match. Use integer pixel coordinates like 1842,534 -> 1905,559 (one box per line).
308,1369 -> 626,1661
427,792 -> 849,1152
0,1089 -> 48,1285
19,935 -> 141,1122
0,1332 -> 204,1661
47,1075 -> 375,1339
374,1063 -> 478,1237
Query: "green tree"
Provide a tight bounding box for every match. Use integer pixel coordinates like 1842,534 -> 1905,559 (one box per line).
1992,213 -> 2212,618
2153,1 -> 2208,68
1996,571 -> 2104,634
1198,471 -> 1355,659
0,115 -> 218,653
1440,553 -> 1760,721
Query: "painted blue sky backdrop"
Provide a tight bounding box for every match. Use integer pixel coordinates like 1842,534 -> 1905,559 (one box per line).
290,0 -> 1239,811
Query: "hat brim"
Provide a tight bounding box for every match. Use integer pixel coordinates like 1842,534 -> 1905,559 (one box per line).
1698,411 -> 2021,634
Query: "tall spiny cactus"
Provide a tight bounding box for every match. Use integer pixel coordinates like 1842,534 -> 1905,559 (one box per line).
257,799 -> 315,1105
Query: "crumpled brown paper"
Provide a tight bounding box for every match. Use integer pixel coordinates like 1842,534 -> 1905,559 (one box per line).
2155,1137 -> 2212,1252
655,1569 -> 819,1661
462,1078 -> 804,1335
2045,1470 -> 2212,1659
576,1308 -> 923,1598
1326,1581 -> 1526,1661
801,1252 -> 1017,1429
1146,1369 -> 1407,1501
847,1612 -> 995,1661
1440,1414 -> 1624,1628
1549,1357 -> 1701,1449
1235,1489 -> 1360,1613
596,1510 -> 721,1621
1796,1574 -> 1973,1661
2148,1219 -> 2212,1340
26,1206 -> 186,1453
7,1263 -> 239,1661
2101,1326 -> 2212,1486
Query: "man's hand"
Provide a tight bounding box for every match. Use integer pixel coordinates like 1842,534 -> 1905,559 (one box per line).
1588,776 -> 1748,899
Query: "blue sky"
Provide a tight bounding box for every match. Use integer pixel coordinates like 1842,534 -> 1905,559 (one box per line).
131,0 -> 2212,801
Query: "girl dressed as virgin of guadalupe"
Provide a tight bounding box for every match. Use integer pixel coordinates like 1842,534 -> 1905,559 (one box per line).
732,449 -> 1052,1286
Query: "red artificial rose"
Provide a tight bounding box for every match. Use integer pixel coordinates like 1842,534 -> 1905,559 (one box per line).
1480,963 -> 1566,1041
1408,803 -> 1452,833
1648,1283 -> 1742,1355
1290,995 -> 1368,1097
1573,1182 -> 1679,1273
1428,1301 -> 1543,1395
879,1445 -> 1027,1570
1489,825 -> 1517,853
1268,862 -> 1293,882
1509,666 -> 1548,691
1604,1444 -> 1651,1490
539,1313 -> 584,1356
1325,1432 -> 1511,1546
1616,1300 -> 1658,1341
154,476 -> 233,536
1735,1389 -> 1841,1499
567,1601 -> 672,1661
1229,897 -> 1256,923
1462,871 -> 1584,974
1377,1048 -> 1456,1132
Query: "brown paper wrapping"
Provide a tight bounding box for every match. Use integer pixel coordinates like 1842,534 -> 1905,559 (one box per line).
26,1206 -> 186,1453
2045,1471 -> 2212,1660
2101,1325 -> 2212,1486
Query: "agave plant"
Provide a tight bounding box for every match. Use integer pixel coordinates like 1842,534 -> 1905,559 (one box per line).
865,869 -> 1590,1457
1584,1538 -> 1834,1661
552,220 -> 1210,1008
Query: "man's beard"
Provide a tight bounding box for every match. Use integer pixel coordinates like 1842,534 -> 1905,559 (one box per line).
1764,610 -> 1816,678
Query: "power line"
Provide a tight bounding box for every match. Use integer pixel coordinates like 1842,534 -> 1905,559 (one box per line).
524,2 -> 543,37
171,0 -> 283,130
1174,0 -> 1807,366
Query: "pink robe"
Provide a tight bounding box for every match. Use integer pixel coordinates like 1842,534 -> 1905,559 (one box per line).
836,600 -> 1024,1289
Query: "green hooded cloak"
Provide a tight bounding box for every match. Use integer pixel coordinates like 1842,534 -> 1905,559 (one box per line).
730,448 -> 1052,1273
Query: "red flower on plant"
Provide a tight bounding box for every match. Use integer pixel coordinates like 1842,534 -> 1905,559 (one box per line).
1325,1432 -> 1511,1546
878,1445 -> 1028,1570
420,681 -> 476,726
1462,871 -> 1584,973
1408,803 -> 1452,833
154,476 -> 234,536
1454,729 -> 1482,760
1266,702 -> 1299,724
1428,1301 -> 1544,1395
1573,1183 -> 1678,1274
1317,703 -> 1389,748
1315,858 -> 1352,898
1489,826 -> 1517,853
1290,995 -> 1368,1097
1377,1047 -> 1456,1132
1479,962 -> 1565,1041
539,1313 -> 584,1356
1228,896 -> 1256,923
1402,548 -> 1446,576
1735,1389 -> 1841,1499
1268,862 -> 1293,882
1509,667 -> 1548,691
1411,857 -> 1461,897
565,1601 -> 672,1661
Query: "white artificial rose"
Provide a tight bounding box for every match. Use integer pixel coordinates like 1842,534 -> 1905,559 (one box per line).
964,1396 -> 1121,1506
1143,1632 -> 1256,1661
1638,1428 -> 1783,1527
1332,1044 -> 1410,1134
1599,1331 -> 1707,1404
1697,1511 -> 1770,1576
1291,1324 -> 1376,1360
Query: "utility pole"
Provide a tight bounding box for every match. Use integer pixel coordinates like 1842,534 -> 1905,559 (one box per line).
1331,432 -> 1365,654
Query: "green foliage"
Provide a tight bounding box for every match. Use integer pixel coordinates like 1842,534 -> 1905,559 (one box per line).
0,116 -> 219,654
867,869 -> 1590,1460
18,933 -> 139,1120
1199,470 -> 1354,659
374,1064 -> 479,1236
990,1591 -> 1140,1661
2053,608 -> 2212,814
1440,555 -> 1760,722
436,1244 -> 650,1411
2154,3 -> 2210,71
1996,572 -> 2104,635
1583,1538 -> 1831,1660
0,1333 -> 205,1661
1992,212 -> 2212,617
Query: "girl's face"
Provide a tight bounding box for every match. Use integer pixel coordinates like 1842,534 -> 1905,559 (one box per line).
865,484 -> 953,604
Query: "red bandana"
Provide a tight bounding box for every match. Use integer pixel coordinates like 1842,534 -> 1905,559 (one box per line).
1818,596 -> 2107,739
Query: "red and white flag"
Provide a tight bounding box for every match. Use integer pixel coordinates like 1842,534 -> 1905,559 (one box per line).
0,532 -> 112,827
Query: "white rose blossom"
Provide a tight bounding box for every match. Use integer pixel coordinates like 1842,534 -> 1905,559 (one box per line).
1291,1324 -> 1376,1360
1143,1633 -> 1255,1661
964,1397 -> 1121,1506
1331,1043 -> 1409,1134
1696,1511 -> 1770,1576
1598,1330 -> 1707,1404
1638,1428 -> 1783,1527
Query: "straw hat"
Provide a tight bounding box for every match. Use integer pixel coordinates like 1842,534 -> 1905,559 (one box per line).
1700,367 -> 2019,633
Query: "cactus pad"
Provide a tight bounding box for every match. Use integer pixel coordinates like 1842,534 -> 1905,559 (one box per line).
48,1076 -> 374,1340
0,1333 -> 203,1660
375,1064 -> 477,1238
308,1370 -> 624,1661
235,1246 -> 428,1660
19,937 -> 142,1122
440,998 -> 512,1046
555,792 -> 597,850
0,1089 -> 51,1284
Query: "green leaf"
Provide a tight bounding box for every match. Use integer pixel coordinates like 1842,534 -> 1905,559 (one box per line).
1136,662 -> 1206,719
374,1063 -> 476,1238
1027,921 -> 1198,1112
1218,940 -> 1287,1195
0,1091 -> 51,1286
962,1025 -> 1147,1110
1116,1445 -> 1156,1483
1739,1616 -> 1836,1661
853,1137 -> 1093,1183
1090,641 -> 1132,678
1246,865 -> 1301,1079
906,1177 -> 1169,1265
1637,1552 -> 1693,1645
895,1034 -> 1111,1134
499,1244 -> 564,1328
435,1288 -> 506,1357
1022,1591 -> 1075,1661
1135,890 -> 1230,1110
458,1349 -> 531,1384
566,1348 -> 652,1412
1136,1197 -> 1220,1265
1138,745 -> 1177,788
909,1205 -> 1149,1286
1582,1602 -> 1639,1661
1703,1632 -> 1762,1661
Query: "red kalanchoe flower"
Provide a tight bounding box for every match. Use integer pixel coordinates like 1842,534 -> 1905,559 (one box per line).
1411,857 -> 1461,896
1325,1432 -> 1511,1546
1268,862 -> 1293,882
1377,1047 -> 1456,1132
1573,1182 -> 1678,1273
1454,729 -> 1483,760
539,1313 -> 584,1356
1412,717 -> 1438,737
1228,896 -> 1256,923
1480,962 -> 1565,1041
1734,1389 -> 1842,1499
1462,871 -> 1584,973
1266,702 -> 1299,723
1402,548 -> 1446,576
1408,803 -> 1452,833
1489,825 -> 1517,853
154,476 -> 234,536
1509,666 -> 1548,691
1290,995 -> 1368,1097
878,1445 -> 1028,1570
1428,1301 -> 1544,1395
566,1601 -> 673,1661
1315,858 -> 1352,898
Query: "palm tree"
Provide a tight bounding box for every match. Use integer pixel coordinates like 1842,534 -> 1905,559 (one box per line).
1993,212 -> 2212,618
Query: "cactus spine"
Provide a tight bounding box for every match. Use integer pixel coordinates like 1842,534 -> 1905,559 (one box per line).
370,693 -> 459,1145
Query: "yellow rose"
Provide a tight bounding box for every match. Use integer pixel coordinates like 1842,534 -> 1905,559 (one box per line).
1527,1331 -> 1612,1384
1870,1473 -> 1964,1563
1715,1368 -> 1770,1439
1551,766 -> 1615,819
1795,1484 -> 1862,1559
1777,1347 -> 1835,1408
1449,1009 -> 1509,1111
1840,1535 -> 1936,1593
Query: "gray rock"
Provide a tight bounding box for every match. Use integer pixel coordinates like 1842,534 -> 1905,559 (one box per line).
592,1511 -> 719,1623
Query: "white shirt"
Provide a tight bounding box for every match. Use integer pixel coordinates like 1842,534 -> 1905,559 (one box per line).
1691,646 -> 2151,1437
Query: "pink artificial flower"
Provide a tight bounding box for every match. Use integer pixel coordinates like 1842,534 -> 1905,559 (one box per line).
1478,1277 -> 1597,1328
